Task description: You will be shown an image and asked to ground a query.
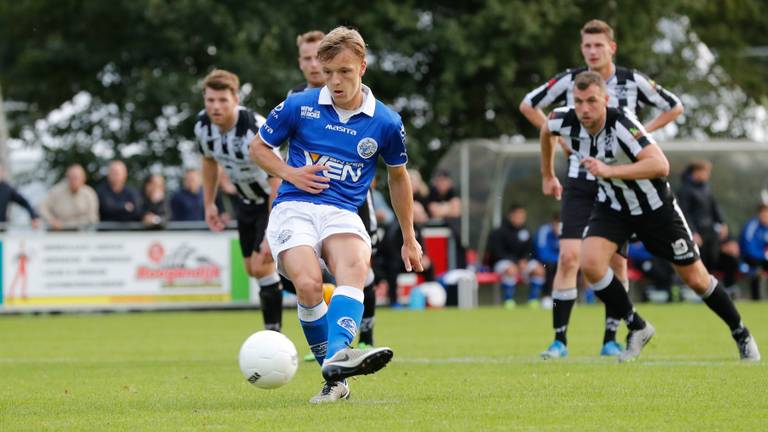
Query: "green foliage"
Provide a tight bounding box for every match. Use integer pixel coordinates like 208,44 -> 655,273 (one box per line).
1,1 -> 766,182
1,305 -> 767,429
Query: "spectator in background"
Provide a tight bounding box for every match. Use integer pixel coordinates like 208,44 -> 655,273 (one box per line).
534,212 -> 561,309
97,160 -> 141,223
140,173 -> 168,229
739,203 -> 768,299
426,170 -> 465,268
408,168 -> 430,211
0,166 -> 41,229
677,159 -> 740,289
39,164 -> 99,230
170,168 -> 205,221
487,205 -> 546,308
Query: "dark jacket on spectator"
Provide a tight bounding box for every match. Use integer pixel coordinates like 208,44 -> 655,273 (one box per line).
170,188 -> 205,221
96,182 -> 141,222
0,180 -> 38,222
487,219 -> 533,266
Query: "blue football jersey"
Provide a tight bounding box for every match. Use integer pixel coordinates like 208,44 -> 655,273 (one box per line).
259,85 -> 408,212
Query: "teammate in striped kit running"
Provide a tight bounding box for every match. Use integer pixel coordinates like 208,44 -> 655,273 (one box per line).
520,19 -> 684,359
542,71 -> 760,362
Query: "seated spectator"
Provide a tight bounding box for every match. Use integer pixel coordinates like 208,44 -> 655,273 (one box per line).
140,174 -> 168,229
739,203 -> 768,299
426,169 -> 465,268
96,160 -> 141,223
0,166 -> 40,229
426,170 -> 461,221
487,204 -> 546,308
39,164 -> 99,230
534,212 -> 561,309
170,168 -> 205,222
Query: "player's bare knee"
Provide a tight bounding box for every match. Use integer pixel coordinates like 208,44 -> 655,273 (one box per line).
559,248 -> 580,272
292,274 -> 323,296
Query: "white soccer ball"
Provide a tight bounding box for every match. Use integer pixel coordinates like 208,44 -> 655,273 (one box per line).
238,330 -> 298,389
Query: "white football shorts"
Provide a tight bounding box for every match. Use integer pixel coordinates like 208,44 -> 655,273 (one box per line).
266,201 -> 372,273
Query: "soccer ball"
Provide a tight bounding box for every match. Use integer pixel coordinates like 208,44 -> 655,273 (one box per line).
238,330 -> 298,389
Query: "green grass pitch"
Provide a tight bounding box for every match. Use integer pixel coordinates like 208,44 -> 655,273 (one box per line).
1,303 -> 766,431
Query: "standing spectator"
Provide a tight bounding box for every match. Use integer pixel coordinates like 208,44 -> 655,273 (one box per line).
96,160 -> 141,223
140,174 -> 168,229
170,168 -> 205,222
39,164 -> 99,230
739,203 -> 768,299
0,166 -> 40,229
487,205 -> 547,308
534,213 -> 561,309
677,159 -> 739,289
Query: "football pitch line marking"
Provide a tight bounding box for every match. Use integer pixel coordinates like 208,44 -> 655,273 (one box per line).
395,356 -> 765,367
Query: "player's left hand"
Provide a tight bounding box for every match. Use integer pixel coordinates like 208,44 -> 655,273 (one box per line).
401,240 -> 424,273
581,157 -> 612,178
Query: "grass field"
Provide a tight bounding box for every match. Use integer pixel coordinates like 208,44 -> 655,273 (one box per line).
1,302 -> 766,431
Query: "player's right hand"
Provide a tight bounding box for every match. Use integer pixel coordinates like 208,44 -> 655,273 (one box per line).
286,165 -> 330,194
205,204 -> 226,232
542,176 -> 563,200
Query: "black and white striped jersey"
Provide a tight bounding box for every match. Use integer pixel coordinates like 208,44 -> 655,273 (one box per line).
194,106 -> 278,205
524,66 -> 681,183
547,106 -> 673,215
523,65 -> 681,114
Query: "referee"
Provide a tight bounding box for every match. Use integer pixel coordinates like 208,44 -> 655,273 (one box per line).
520,19 -> 684,359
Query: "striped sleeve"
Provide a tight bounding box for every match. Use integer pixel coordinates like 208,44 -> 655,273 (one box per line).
633,71 -> 681,111
193,112 -> 211,157
546,107 -> 571,136
616,108 -> 657,158
522,70 -> 574,109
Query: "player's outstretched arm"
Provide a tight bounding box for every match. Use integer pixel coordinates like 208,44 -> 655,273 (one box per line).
539,123 -> 563,200
387,165 -> 424,272
201,156 -> 225,232
249,134 -> 329,194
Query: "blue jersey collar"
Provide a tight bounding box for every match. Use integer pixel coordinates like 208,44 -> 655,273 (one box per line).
318,84 -> 376,117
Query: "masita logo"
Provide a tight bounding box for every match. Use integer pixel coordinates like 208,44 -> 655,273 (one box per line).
357,137 -> 378,159
304,151 -> 363,182
325,124 -> 357,136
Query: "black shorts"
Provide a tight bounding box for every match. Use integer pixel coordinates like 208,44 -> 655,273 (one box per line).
237,198 -> 270,258
560,177 -> 599,239
585,200 -> 699,265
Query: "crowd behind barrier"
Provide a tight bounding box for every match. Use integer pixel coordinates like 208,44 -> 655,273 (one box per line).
1,157 -> 767,309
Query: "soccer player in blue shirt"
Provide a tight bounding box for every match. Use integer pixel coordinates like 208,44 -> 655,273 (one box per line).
250,26 -> 423,403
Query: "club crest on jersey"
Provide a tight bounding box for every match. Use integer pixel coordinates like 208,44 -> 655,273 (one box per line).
337,317 -> 357,336
672,238 -> 689,256
304,151 -> 363,182
357,137 -> 378,159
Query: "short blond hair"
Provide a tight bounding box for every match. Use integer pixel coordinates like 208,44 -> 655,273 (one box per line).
581,19 -> 614,41
202,69 -> 239,96
317,26 -> 366,63
296,30 -> 325,48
